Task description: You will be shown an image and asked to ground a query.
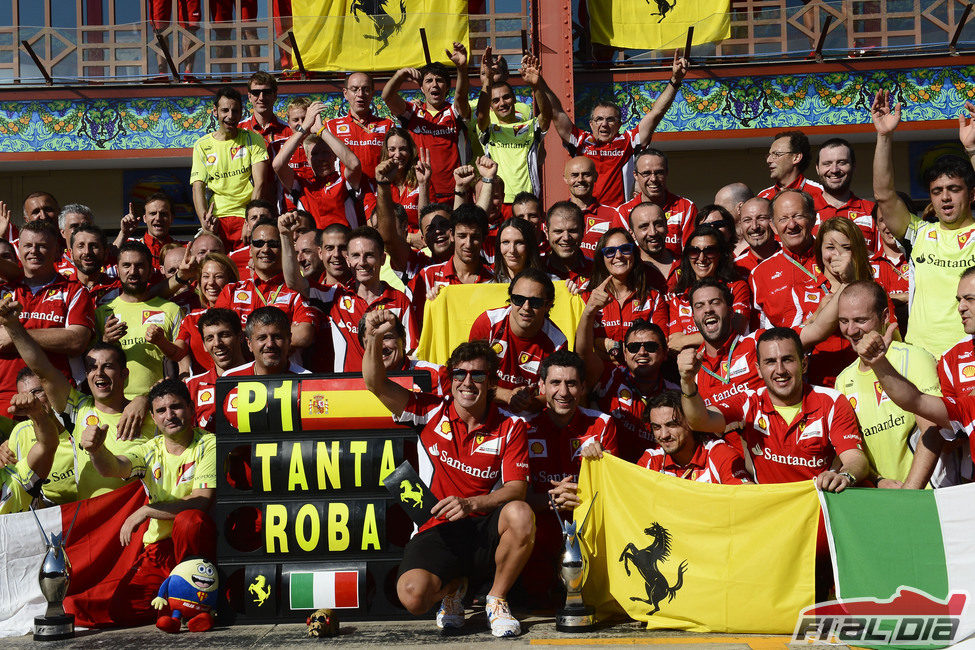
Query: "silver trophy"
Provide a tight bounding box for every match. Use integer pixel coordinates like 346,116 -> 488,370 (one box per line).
31,502 -> 77,641
551,492 -> 597,633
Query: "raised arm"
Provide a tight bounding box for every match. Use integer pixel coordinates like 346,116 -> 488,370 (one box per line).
362,310 -> 412,417
474,156 -> 498,214
638,50 -> 688,145
381,67 -> 420,118
448,42 -> 471,120
574,277 -> 611,387
311,105 -> 362,190
374,159 -> 412,272
273,102 -> 331,189
0,296 -> 70,412
537,74 -> 574,143
10,391 -> 60,481
959,101 -> 975,171
677,346 -> 727,434
113,203 -> 140,250
520,54 -> 550,132
476,47 -> 494,132
871,89 -> 911,239
278,212 -> 309,297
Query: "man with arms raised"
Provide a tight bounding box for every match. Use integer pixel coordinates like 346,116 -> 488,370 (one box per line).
758,130 -> 824,202
872,88 -> 975,358
0,383 -> 61,514
617,149 -> 697,256
362,312 -> 533,637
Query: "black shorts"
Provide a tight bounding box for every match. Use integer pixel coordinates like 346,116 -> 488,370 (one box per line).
397,507 -> 505,586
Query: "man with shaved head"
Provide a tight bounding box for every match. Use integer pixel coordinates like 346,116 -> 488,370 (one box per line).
713,182 -> 754,254
326,71 -> 394,182
733,197 -> 780,273
563,156 -> 623,257
23,192 -> 59,225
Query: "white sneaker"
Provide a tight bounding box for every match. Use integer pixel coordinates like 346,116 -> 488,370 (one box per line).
436,578 -> 467,629
485,595 -> 521,638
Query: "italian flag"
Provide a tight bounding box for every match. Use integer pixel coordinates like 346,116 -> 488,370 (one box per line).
289,570 -> 359,610
821,485 -> 975,648
0,482 -> 146,637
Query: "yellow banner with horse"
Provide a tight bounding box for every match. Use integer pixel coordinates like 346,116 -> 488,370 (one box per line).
575,454 -> 818,633
291,0 -> 469,72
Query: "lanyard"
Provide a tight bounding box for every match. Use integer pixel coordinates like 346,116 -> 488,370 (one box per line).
701,338 -> 739,384
783,251 -> 819,284
253,282 -> 283,307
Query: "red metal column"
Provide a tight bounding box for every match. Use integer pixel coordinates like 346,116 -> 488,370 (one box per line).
535,0 -> 574,206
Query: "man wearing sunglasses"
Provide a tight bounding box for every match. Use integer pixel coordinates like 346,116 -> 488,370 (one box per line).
563,156 -> 625,257
469,269 -> 568,413
363,314 -> 533,637
618,149 -> 698,257
239,72 -> 288,146
214,218 -> 316,357
541,202 -> 592,284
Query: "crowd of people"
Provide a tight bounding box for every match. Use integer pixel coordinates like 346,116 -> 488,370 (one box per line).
2,48 -> 975,637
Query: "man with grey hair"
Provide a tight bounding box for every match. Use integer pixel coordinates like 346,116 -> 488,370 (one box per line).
224,306 -> 310,376
56,203 -> 94,275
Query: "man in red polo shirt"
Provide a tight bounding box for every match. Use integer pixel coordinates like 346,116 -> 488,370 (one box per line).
563,157 -> 624,257
627,202 -> 677,291
382,44 -> 472,202
362,320 -> 533,638
358,312 -> 448,395
938,267 -> 975,402
546,52 -> 688,207
540,202 -> 592,283
749,189 -> 830,329
214,218 -> 315,353
679,326 -> 868,488
469,269 -> 568,413
758,130 -> 824,202
225,306 -> 310,377
228,200 -> 276,279
814,138 -> 877,251
617,149 -> 697,256
326,72 -> 394,182
310,226 -> 417,372
186,308 -> 246,431
135,193 -> 176,269
638,390 -> 751,484
0,220 -> 93,412
733,197 -> 779,273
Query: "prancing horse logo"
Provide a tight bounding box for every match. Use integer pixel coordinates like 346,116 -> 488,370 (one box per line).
351,0 -> 408,55
619,522 -> 688,615
646,0 -> 676,23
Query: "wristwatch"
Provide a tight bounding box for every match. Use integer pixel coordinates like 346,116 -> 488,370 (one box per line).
839,471 -> 856,484
294,124 -> 306,134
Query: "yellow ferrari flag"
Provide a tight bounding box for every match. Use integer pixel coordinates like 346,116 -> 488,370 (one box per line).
415,282 -> 585,365
576,454 -> 818,633
588,0 -> 730,50
291,0 -> 469,72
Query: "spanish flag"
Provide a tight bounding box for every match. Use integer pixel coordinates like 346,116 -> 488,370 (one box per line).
575,454 -> 818,633
587,0 -> 730,50
291,0 -> 469,72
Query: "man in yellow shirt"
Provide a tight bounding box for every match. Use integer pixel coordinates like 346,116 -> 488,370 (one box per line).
96,241 -> 183,400
835,280 -> 944,488
79,378 -> 216,627
190,86 -> 269,249
0,295 -> 154,500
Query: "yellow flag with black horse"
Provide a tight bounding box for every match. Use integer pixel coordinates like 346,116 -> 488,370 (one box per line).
575,454 -> 819,632
291,0 -> 469,72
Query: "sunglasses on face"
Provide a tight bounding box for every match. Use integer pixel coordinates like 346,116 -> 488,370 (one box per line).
451,369 -> 488,383
251,239 -> 281,249
625,340 -> 661,353
249,88 -> 274,96
601,243 -> 637,258
510,294 -> 546,309
686,245 -> 719,258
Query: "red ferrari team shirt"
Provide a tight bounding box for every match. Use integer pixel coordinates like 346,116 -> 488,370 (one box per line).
814,193 -> 878,253
141,233 -> 175,269
871,251 -> 910,296
940,394 -> 975,461
720,385 -> 865,484
176,308 -> 212,375
638,437 -> 751,484
187,367 -> 218,431
667,279 -> 751,337
326,113 -> 394,181
757,173 -> 824,202
580,202 -> 625,257
524,406 -> 618,492
595,365 -> 676,463
228,246 -> 252,281
749,246 -> 827,329
0,276 -> 94,409
311,282 -> 418,373
400,101 -> 468,200
618,192 -> 697,257
468,306 -> 568,391
582,288 -> 668,342
938,337 -> 975,401
284,172 -> 362,230
695,331 -> 765,412
214,274 -> 316,328
395,392 -> 529,533
566,126 -> 640,207
733,244 -> 780,274
541,252 -> 592,286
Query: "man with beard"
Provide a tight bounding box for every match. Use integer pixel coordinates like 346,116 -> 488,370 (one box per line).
617,149 -> 697,256
469,269 -> 568,413
226,306 -> 310,376
814,138 -> 877,251
130,193 -> 176,270
78,378 -> 217,628
0,220 -> 93,413
540,201 -> 592,284
359,311 -> 448,395
733,197 -> 779,273
758,130 -> 824,202
64,224 -> 119,304
638,390 -> 751,484
186,308 -> 246,431
563,156 -> 623,257
96,241 -> 182,399
627,201 -> 678,291
325,71 -> 394,182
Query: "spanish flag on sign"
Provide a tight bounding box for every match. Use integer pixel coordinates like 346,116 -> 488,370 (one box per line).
291,0 -> 469,72
587,0 -> 730,50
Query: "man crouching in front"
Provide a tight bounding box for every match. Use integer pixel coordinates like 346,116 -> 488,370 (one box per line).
362,310 -> 534,637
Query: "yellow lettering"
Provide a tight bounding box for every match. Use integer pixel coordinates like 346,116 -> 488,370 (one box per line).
237,382 -> 268,433
295,503 -> 320,552
316,441 -> 341,489
265,504 -> 289,553
254,443 -> 277,491
350,440 -> 367,487
361,503 -> 381,551
378,439 -> 396,485
287,442 -> 308,491
272,381 -> 294,432
327,502 -> 350,551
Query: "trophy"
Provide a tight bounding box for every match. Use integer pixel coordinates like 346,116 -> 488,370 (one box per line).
31,502 -> 77,641
551,492 -> 598,633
